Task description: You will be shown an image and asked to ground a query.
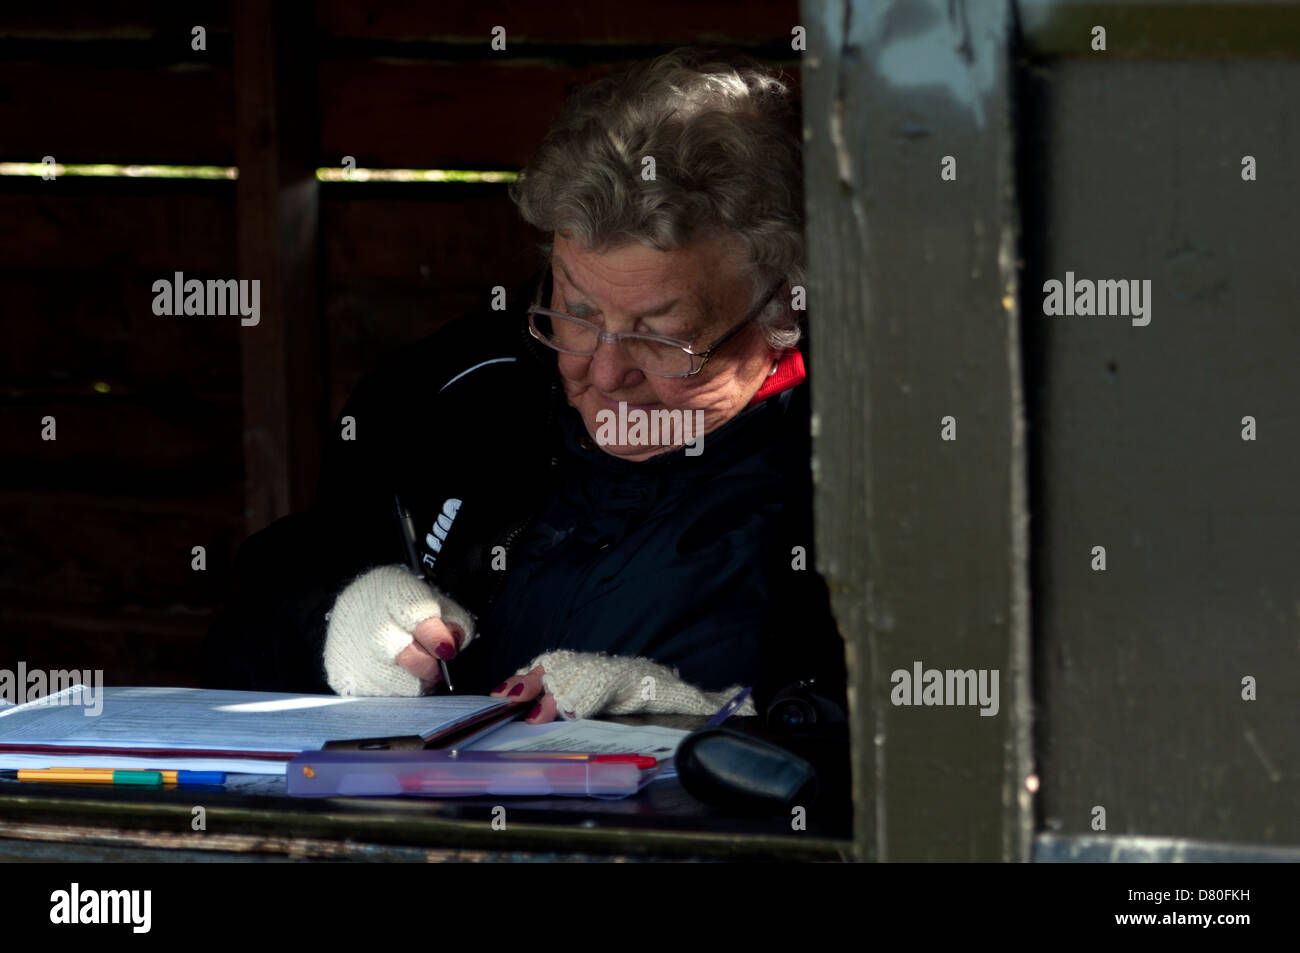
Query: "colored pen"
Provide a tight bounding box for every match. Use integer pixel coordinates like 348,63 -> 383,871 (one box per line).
1,768 -> 163,786
396,494 -> 453,691
705,686 -> 753,727
48,767 -> 227,786
448,752 -> 658,769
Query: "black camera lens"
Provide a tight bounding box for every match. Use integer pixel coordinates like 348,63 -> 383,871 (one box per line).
772,699 -> 814,729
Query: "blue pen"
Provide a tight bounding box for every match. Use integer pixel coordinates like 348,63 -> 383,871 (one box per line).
139,769 -> 227,786
705,686 -> 752,727
169,770 -> 227,785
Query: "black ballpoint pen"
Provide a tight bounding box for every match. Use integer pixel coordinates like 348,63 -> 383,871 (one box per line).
394,494 -> 453,692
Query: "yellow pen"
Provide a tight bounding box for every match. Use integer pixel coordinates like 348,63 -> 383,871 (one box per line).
1,768 -> 163,786
44,767 -> 227,785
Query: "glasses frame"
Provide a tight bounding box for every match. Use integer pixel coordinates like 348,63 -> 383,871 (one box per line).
526,267 -> 784,379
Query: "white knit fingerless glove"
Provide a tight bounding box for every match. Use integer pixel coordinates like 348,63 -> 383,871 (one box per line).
520,650 -> 758,720
323,565 -> 476,697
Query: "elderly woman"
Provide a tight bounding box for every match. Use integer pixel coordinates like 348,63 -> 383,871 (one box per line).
204,48 -> 846,726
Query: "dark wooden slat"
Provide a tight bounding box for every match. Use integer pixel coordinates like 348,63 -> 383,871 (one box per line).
0,63 -> 233,163
0,396 -> 242,496
0,183 -> 238,396
234,0 -> 325,534
319,56 -> 800,170
0,606 -> 214,688
0,188 -> 538,453
318,60 -> 613,170
0,492 -> 240,609
322,186 -> 536,281
0,53 -> 794,169
0,2 -> 229,36
0,182 -> 234,271
0,272 -> 242,393
318,0 -> 799,44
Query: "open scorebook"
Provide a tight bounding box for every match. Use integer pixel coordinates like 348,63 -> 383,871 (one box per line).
0,686 -> 517,774
0,685 -> 689,778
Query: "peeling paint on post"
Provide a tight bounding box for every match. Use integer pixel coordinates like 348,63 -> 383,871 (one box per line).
802,0 -> 1032,861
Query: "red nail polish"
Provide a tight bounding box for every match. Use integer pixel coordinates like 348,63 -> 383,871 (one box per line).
508,683 -> 526,696
434,641 -> 456,660
527,704 -> 542,720
491,681 -> 508,695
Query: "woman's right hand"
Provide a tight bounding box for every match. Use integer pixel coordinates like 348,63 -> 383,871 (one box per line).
322,565 -> 475,696
396,617 -> 466,691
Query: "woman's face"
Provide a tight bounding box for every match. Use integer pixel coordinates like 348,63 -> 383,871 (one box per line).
549,232 -> 779,461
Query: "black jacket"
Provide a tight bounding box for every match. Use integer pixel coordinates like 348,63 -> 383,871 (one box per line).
202,285 -> 847,717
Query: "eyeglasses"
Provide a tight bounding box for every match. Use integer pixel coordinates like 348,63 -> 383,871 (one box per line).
526,268 -> 783,379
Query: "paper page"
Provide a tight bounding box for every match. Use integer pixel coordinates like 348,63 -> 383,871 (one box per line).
465,719 -> 690,780
0,686 -> 507,753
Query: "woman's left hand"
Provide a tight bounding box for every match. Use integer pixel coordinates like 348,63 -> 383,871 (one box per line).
487,651 -> 756,721
489,664 -> 575,724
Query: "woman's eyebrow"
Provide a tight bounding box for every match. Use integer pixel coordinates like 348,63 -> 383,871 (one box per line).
556,260 -> 683,319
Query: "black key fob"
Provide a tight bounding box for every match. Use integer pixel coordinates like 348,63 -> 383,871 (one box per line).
675,725 -> 819,815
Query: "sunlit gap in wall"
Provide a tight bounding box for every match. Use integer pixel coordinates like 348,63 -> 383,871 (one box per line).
0,163 -> 518,183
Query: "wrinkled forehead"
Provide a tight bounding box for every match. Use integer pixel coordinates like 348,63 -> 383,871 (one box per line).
549,232 -> 751,319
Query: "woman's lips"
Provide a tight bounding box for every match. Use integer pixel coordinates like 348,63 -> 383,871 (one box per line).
599,394 -> 661,414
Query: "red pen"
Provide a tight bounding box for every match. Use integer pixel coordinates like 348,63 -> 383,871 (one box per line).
483,752 -> 658,769
590,754 -> 658,768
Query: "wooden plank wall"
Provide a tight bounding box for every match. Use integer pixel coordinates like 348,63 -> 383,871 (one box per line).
0,2 -> 800,687
1015,39 -> 1300,841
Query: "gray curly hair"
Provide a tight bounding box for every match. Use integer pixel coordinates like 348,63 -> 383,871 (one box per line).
509,47 -> 804,350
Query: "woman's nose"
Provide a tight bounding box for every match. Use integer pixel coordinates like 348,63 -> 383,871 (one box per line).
589,337 -> 644,392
